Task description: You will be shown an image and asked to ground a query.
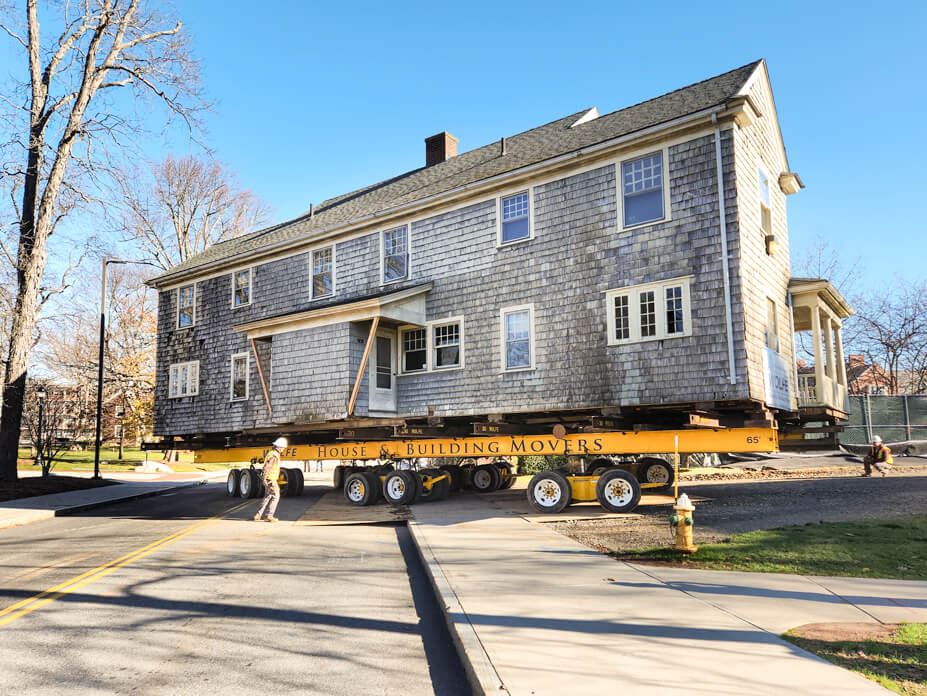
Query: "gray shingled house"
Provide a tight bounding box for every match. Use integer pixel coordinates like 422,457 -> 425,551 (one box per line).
148,59 -> 851,448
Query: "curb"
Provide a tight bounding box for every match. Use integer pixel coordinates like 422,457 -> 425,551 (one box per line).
0,479 -> 210,530
407,519 -> 510,696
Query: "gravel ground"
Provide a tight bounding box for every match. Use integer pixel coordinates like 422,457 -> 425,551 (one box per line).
552,458 -> 927,552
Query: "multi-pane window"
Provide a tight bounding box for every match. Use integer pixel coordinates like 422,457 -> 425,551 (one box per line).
606,277 -> 692,345
375,336 -> 392,389
500,191 -> 530,244
168,361 -> 199,398
621,152 -> 664,227
614,295 -> 630,341
766,297 -> 779,352
502,307 -> 532,370
433,323 -> 460,369
231,353 -> 249,401
312,247 -> 334,298
401,328 -> 427,373
177,285 -> 195,328
665,286 -> 684,335
758,167 -> 772,241
382,226 -> 408,283
232,270 -> 251,307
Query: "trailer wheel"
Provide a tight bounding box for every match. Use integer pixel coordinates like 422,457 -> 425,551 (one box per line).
638,457 -> 674,490
344,472 -> 375,506
421,475 -> 450,502
362,470 -> 382,504
383,470 -> 417,506
496,462 -> 516,489
588,458 -> 613,476
226,469 -> 240,497
526,471 -> 571,513
238,468 -> 254,498
278,468 -> 291,497
292,467 -> 305,496
596,469 -> 641,513
440,464 -> 463,491
332,465 -> 345,490
472,464 -> 502,493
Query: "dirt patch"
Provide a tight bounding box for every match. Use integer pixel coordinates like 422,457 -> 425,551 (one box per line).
0,475 -> 117,503
791,622 -> 900,642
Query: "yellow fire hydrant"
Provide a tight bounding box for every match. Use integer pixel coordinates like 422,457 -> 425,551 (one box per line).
671,493 -> 697,553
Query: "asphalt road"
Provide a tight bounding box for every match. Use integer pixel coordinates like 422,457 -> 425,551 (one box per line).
0,483 -> 469,695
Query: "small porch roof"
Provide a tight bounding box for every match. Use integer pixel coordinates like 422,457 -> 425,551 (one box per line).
789,277 -> 853,331
233,283 -> 432,339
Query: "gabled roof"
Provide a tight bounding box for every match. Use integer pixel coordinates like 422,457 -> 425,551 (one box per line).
151,61 -> 762,287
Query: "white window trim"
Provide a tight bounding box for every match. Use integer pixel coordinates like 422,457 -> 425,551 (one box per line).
398,316 -> 465,375
168,360 -> 200,398
616,145 -> 672,232
230,268 -> 252,309
766,296 -> 780,353
310,243 -> 337,300
496,188 -> 535,247
500,304 -> 535,372
176,284 -> 196,329
758,165 -> 772,236
604,276 -> 693,346
230,352 -> 249,402
379,225 -> 411,286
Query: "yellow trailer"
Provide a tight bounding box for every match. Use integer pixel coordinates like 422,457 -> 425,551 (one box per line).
197,427 -> 777,514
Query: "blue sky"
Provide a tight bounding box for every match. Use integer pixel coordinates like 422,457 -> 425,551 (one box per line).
7,1 -> 927,293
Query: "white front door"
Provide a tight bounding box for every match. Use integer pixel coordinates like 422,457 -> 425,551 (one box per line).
369,329 -> 397,412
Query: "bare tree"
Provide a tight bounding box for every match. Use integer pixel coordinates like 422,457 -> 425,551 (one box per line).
21,380 -> 92,476
115,154 -> 270,271
849,282 -> 927,395
0,0 -> 204,481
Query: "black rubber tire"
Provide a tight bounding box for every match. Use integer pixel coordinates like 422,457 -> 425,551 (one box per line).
254,471 -> 266,499
279,468 -> 291,497
596,469 -> 641,513
382,470 -> 418,506
362,470 -> 382,504
526,470 -> 572,513
343,472 -> 375,506
238,467 -> 254,498
226,469 -> 240,497
472,464 -> 502,493
638,457 -> 675,490
292,467 -> 305,496
332,465 -> 345,490
459,465 -> 474,489
497,463 -> 516,489
588,457 -> 613,476
420,472 -> 451,502
440,464 -> 463,491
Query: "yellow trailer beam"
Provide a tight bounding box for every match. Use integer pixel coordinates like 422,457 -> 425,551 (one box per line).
194,427 -> 777,464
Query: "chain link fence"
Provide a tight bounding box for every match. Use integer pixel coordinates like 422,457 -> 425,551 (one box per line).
841,395 -> 927,445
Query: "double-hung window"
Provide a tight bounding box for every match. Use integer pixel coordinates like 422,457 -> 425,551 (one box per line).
399,318 -> 464,373
758,167 -> 772,241
311,246 -> 334,298
766,297 -> 779,352
401,328 -> 427,373
382,226 -> 408,283
621,151 -> 665,227
230,353 -> 249,401
232,269 -> 251,308
605,277 -> 692,345
177,284 -> 195,328
168,360 -> 199,398
499,191 -> 531,244
501,305 -> 534,371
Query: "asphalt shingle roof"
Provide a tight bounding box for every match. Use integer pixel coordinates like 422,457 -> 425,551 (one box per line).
151,60 -> 761,286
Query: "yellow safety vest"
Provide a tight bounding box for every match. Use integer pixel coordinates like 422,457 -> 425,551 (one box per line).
262,450 -> 281,483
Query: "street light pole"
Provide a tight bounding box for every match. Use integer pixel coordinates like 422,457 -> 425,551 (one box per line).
93,258 -> 128,479
36,385 -> 46,476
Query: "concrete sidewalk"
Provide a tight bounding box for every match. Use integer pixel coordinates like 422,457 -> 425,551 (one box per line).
410,494 -> 923,695
0,471 -> 227,530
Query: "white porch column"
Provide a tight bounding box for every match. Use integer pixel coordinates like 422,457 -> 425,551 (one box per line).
822,311 -> 836,380
811,307 -> 824,405
834,321 -> 847,387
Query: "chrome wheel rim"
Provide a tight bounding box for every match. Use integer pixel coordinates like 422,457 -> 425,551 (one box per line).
533,478 -> 562,508
473,469 -> 492,489
386,477 -> 405,501
227,472 -> 238,495
240,473 -> 251,497
646,464 -> 670,484
346,479 -> 365,502
604,479 -> 633,506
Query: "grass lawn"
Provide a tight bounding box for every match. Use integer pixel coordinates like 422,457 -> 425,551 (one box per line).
784,623 -> 927,695
614,515 -> 927,580
15,447 -> 229,473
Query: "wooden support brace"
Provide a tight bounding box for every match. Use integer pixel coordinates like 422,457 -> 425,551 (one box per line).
348,316 -> 379,416
250,338 -> 273,421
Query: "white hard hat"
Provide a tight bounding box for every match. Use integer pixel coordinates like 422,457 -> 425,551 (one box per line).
272,437 -> 288,449
871,435 -> 882,444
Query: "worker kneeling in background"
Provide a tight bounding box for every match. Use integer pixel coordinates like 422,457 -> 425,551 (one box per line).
862,435 -> 893,477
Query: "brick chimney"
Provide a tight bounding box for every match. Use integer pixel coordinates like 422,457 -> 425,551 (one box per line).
425,132 -> 458,167
847,354 -> 866,368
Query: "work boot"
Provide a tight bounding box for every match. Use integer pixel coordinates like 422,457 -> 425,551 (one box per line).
252,514 -> 261,521
265,516 -> 279,523
860,473 -> 871,477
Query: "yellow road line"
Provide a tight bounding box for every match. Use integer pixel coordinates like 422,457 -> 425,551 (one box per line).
0,500 -> 251,628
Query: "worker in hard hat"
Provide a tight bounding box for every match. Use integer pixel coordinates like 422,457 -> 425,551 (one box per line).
862,435 -> 893,477
254,437 -> 287,521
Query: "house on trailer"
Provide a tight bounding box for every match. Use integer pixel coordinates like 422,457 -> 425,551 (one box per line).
148,59 -> 851,449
